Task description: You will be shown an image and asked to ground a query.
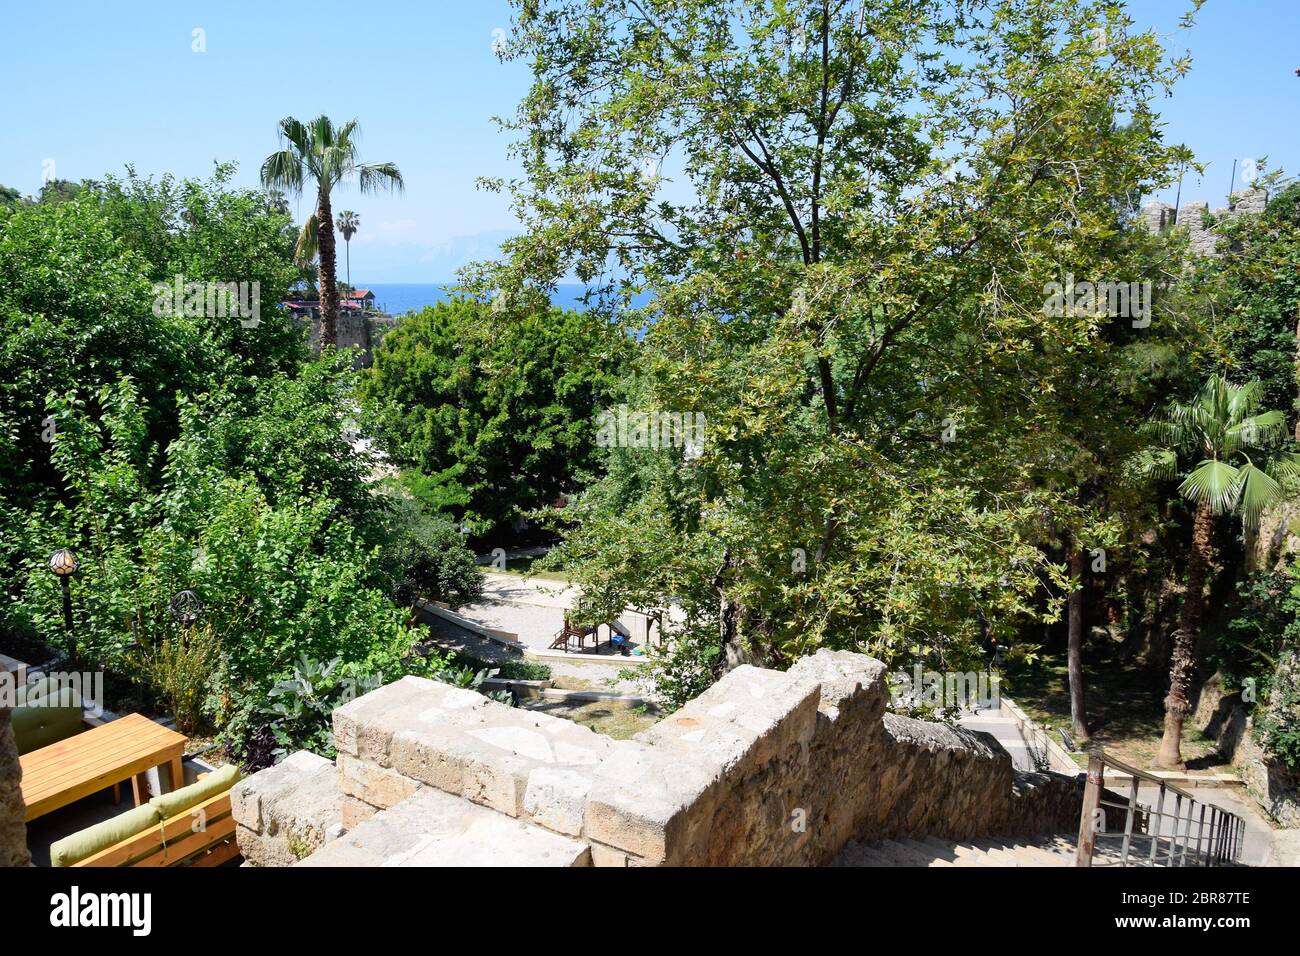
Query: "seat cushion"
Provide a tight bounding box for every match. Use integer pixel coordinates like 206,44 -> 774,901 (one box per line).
11,688 -> 83,755
15,676 -> 60,706
49,804 -> 163,867
149,764 -> 242,820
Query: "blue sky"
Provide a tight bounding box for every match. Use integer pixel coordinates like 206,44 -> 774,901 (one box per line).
1,1 -> 1296,281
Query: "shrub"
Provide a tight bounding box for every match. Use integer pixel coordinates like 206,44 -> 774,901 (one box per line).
132,626 -> 220,736
375,494 -> 484,610
1256,653 -> 1300,771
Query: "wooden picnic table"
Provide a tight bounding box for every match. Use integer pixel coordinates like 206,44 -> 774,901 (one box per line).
19,714 -> 188,822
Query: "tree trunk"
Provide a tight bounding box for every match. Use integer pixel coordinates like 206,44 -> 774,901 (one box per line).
0,708 -> 31,867
713,549 -> 749,675
1067,545 -> 1090,743
316,189 -> 339,348
1157,502 -> 1216,769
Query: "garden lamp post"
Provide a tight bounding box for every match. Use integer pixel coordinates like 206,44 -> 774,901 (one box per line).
47,548 -> 79,661
169,590 -> 204,629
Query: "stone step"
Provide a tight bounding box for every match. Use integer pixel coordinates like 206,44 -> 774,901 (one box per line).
840,832 -> 1081,867
872,838 -> 946,867
296,786 -> 592,867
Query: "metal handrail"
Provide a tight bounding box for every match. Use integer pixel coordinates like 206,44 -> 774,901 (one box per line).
1076,749 -> 1246,867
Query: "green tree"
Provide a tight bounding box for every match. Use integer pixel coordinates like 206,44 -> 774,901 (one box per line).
260,116 -> 403,348
362,298 -> 628,533
476,0 -> 1195,679
1137,374 -> 1300,768
1203,183 -> 1300,432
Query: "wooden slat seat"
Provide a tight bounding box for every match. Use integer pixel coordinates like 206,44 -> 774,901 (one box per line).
75,790 -> 240,868
20,713 -> 187,822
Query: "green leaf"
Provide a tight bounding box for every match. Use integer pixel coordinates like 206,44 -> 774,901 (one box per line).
1177,459 -> 1241,514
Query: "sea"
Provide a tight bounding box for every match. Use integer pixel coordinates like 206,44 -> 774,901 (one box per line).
363,283 -> 648,317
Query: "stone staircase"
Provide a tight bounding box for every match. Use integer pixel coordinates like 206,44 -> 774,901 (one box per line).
957,711 -> 1035,771
836,833 -> 1079,867
837,831 -> 1252,867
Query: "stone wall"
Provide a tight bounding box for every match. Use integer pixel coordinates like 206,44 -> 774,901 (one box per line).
1140,187 -> 1268,260
0,708 -> 30,867
232,750 -> 343,866
301,313 -> 397,368
234,650 -> 1092,866
1192,671 -> 1300,827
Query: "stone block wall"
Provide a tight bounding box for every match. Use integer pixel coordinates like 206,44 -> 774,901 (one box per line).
1140,187 -> 1268,259
231,750 -> 343,866
233,650 -> 1091,866
301,313 -> 397,368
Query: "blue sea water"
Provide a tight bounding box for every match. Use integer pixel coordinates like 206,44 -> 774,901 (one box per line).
362,283 -> 646,317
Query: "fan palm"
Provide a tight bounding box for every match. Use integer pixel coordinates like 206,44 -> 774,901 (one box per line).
1137,374 -> 1300,768
260,116 -> 402,346
337,210 -> 359,293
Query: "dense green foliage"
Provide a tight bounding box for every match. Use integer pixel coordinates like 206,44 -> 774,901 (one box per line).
0,167 -> 476,760
476,0 -> 1205,700
1206,183 -> 1300,424
361,298 -> 629,533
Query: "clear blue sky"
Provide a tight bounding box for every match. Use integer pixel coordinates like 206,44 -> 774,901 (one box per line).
1,0 -> 1296,281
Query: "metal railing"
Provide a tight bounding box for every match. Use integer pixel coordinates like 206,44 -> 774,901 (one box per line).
1076,750 -> 1246,867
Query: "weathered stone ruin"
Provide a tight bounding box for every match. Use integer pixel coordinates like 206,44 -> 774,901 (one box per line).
232,650 -> 1090,866
1140,187 -> 1268,259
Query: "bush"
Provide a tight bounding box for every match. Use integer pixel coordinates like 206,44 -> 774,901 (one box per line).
375,494 -> 484,610
1257,653 -> 1300,771
132,626 -> 220,736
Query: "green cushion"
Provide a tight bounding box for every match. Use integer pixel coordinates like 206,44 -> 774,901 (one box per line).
149,764 -> 241,820
49,804 -> 163,867
15,676 -> 60,706
11,688 -> 83,755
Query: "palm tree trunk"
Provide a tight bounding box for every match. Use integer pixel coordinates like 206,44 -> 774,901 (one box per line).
316,190 -> 339,348
346,239 -> 352,291
1157,502 -> 1215,769
1068,545 -> 1090,743
0,707 -> 31,867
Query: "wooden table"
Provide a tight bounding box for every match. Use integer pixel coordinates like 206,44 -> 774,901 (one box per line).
19,714 -> 188,822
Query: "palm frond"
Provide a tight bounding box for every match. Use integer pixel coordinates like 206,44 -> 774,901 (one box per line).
260,149 -> 303,194
294,213 -> 320,265
359,162 -> 405,194
1264,451 -> 1300,482
1235,461 -> 1284,526
1177,459 -> 1241,514
1227,410 -> 1286,451
278,116 -> 313,157
1132,446 -> 1179,483
1226,377 -> 1264,422
319,144 -> 357,189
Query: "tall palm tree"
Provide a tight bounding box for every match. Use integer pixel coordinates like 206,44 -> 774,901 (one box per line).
337,210 -> 359,292
1138,374 -> 1300,768
260,116 -> 402,347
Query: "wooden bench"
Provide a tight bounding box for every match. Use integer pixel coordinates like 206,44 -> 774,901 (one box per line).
74,790 -> 239,868
20,713 -> 187,822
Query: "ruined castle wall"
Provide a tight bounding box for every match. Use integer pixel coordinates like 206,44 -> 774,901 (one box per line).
234,650 -> 1089,866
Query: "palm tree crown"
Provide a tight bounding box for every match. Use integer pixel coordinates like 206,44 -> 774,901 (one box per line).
260,116 -> 401,347
1139,374 -> 1300,524
337,210 -> 359,243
